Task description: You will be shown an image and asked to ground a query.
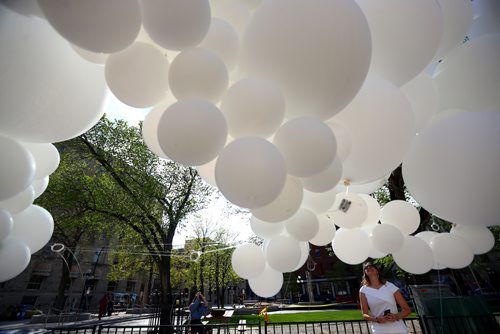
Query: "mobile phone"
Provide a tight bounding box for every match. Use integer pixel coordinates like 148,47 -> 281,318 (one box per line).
384,309 -> 391,316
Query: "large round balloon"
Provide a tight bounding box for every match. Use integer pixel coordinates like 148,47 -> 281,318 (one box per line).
325,122 -> 352,162
38,0 -> 141,53
0,186 -> 35,214
403,111 -> 500,227
22,143 -> 60,180
273,117 -> 337,178
141,0 -> 210,51
251,176 -> 303,223
248,264 -> 283,298
450,225 -> 495,255
157,99 -> 228,167
0,8 -> 107,143
301,189 -> 337,214
434,33 -> 500,112
355,0 -> 442,86
332,228 -> 370,265
105,42 -> 170,108
430,233 -> 474,269
331,75 -> 415,184
310,213 -> 336,247
199,18 -> 240,71
302,157 -> 343,193
393,236 -> 434,274
265,235 -> 301,272
221,78 -> 285,139
241,0 -> 371,119
432,0 -> 473,61
380,200 -> 420,235
215,137 -> 287,209
250,216 -> 284,240
169,47 -> 228,103
142,103 -> 170,160
400,72 -> 439,133
231,243 -> 266,279
0,238 -> 31,282
32,177 -> 49,200
0,135 -> 36,201
10,205 -> 54,254
370,224 -> 404,254
284,209 -> 319,242
329,193 -> 368,229
0,209 -> 13,242
359,194 -> 381,228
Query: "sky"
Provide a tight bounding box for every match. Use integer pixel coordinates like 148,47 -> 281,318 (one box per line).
102,91 -> 254,247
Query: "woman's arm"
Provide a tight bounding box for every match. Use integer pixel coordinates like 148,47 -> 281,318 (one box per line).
389,290 -> 411,321
359,292 -> 382,323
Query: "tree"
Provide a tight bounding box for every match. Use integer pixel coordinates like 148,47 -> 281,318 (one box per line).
39,118 -> 212,327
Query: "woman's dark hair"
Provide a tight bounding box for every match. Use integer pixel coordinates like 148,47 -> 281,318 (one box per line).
361,262 -> 386,286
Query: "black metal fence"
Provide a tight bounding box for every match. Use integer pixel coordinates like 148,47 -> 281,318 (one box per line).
46,314 -> 500,334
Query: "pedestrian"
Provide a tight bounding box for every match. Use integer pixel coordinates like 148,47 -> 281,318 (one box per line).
359,262 -> 411,334
107,297 -> 114,316
98,294 -> 109,320
189,292 -> 208,334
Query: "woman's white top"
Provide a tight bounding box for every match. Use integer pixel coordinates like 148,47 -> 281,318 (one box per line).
359,281 -> 408,334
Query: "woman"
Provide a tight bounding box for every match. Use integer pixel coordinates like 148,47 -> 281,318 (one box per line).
359,262 -> 411,334
189,292 -> 208,334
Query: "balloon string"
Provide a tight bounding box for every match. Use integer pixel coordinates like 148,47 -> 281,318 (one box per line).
343,179 -> 351,196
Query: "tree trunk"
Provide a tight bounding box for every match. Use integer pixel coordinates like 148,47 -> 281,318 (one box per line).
158,257 -> 174,333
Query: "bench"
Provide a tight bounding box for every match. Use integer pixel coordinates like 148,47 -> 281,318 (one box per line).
237,319 -> 247,333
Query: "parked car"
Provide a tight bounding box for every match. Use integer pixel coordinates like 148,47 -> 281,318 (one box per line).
0,304 -> 43,321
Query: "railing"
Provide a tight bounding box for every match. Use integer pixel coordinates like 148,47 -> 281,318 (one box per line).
420,314 -> 500,334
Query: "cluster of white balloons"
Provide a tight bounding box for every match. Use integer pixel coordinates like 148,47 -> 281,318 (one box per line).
1,0 -> 499,295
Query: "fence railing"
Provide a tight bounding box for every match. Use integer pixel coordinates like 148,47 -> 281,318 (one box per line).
46,314 -> 500,334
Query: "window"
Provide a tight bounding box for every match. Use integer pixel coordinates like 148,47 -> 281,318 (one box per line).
26,275 -> 45,290
107,281 -> 117,292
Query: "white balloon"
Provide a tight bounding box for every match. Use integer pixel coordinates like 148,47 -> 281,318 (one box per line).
430,233 -> 474,269
215,137 -> 287,209
221,78 -> 285,139
140,0 -> 211,51
105,42 -> 170,108
250,216 -> 284,240
273,117 -> 337,177
251,176 -> 303,223
38,0 -> 141,53
467,0 -> 500,40
403,111 -> 500,227
292,241 -> 311,271
380,200 -> 420,235
195,158 -> 217,187
169,47 -> 228,103
433,0 -> 473,61
0,209 -> 13,242
359,194 -> 381,228
0,135 -> 36,201
301,189 -> 337,215
400,72 -> 439,133
370,224 -> 404,254
332,228 -> 370,265
32,177 -> 49,200
333,177 -> 388,195
434,33 -> 500,112
450,225 -> 495,255
1,0 -> 44,18
302,157 -> 343,193
142,104 -> 170,160
248,264 -> 283,298
265,235 -> 301,272
231,243 -> 266,279
241,0 -> 371,119
10,205 -> 54,254
355,0 -> 442,86
157,99 -> 228,167
0,9 -> 107,143
0,238 -> 31,282
22,143 -> 60,180
0,186 -> 35,214
325,122 -> 352,162
415,231 -> 439,245
284,209 -> 319,242
393,236 -> 434,274
199,18 -> 240,71
329,193 -> 368,229
310,213 -> 336,247
210,0 -> 252,33
71,43 -> 109,65
331,75 -> 415,184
